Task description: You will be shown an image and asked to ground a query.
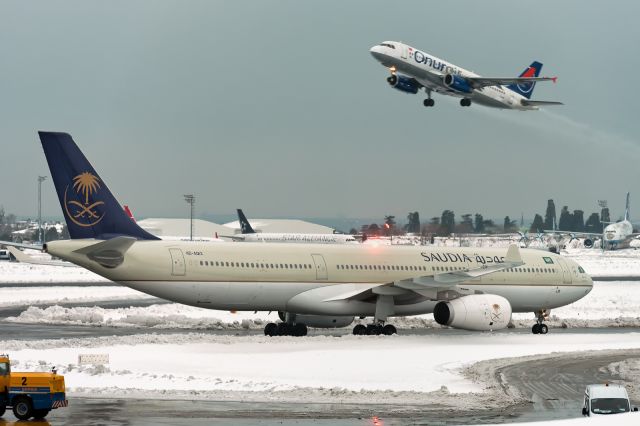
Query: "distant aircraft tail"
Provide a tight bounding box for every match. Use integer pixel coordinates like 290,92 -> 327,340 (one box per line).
237,209 -> 256,234
507,61 -> 543,99
625,192 -> 630,221
39,132 -> 159,240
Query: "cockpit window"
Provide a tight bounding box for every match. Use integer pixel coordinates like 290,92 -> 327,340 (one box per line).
578,266 -> 585,274
543,257 -> 554,264
379,43 -> 396,49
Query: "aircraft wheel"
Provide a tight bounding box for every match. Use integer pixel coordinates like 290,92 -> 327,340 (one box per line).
277,323 -> 291,336
292,323 -> 307,337
264,322 -> 278,337
532,324 -> 540,334
353,324 -> 367,335
12,396 -> 33,420
423,98 -> 434,107
387,75 -> 397,85
539,324 -> 549,334
366,324 -> 382,336
0,401 -> 6,417
460,98 -> 471,107
383,324 -> 397,335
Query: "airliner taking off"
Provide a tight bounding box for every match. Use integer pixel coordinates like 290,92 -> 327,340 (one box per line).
370,41 -> 563,110
224,209 -> 358,244
25,132 -> 591,337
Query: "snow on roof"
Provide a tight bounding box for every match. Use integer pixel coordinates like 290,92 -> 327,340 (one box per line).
137,218 -> 230,238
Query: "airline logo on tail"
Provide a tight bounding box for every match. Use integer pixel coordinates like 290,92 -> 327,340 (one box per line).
508,61 -> 543,99
64,171 -> 106,227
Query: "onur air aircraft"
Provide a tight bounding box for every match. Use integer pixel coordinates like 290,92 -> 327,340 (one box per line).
223,209 -> 359,244
545,193 -> 640,250
370,41 -> 563,109
17,132 -> 592,337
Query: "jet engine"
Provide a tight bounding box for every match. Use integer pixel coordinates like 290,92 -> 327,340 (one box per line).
387,74 -> 420,94
278,312 -> 354,328
584,239 -> 593,248
433,294 -> 512,331
443,74 -> 472,94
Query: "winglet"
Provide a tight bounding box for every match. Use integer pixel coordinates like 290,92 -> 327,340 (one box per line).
505,244 -> 523,264
551,76 -> 558,83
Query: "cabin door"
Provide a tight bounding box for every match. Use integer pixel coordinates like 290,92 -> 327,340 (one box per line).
556,258 -> 572,284
311,254 -> 328,280
169,248 -> 186,276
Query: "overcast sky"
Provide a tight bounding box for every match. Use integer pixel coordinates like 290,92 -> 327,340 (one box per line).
1,1 -> 639,223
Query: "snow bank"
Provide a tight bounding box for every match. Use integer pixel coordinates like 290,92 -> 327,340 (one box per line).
0,286 -> 153,307
0,260 -> 108,283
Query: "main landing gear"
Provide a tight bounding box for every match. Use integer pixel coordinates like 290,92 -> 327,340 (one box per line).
460,98 -> 471,107
352,294 -> 397,336
531,309 -> 549,334
264,312 -> 307,337
352,323 -> 397,336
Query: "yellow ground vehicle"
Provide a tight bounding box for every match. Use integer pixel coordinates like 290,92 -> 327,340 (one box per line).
0,354 -> 68,420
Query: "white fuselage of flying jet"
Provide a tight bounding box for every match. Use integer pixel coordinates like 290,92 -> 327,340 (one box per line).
370,41 -> 537,110
45,240 -> 592,317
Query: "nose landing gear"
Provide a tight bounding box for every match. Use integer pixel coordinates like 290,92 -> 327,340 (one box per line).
532,309 -> 549,334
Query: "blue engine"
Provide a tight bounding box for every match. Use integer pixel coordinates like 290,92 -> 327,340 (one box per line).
388,74 -> 419,94
443,74 -> 472,93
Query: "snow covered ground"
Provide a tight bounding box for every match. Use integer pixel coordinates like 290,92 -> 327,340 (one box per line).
3,332 -> 640,405
0,259 -> 108,283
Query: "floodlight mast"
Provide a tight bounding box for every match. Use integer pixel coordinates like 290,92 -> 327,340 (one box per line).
184,194 -> 195,241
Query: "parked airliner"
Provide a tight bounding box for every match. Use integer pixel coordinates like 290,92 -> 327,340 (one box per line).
545,193 -> 639,250
370,41 -> 563,110
223,209 -> 358,244
17,132 -> 592,337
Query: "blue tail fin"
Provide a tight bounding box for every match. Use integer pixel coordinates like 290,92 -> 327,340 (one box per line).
39,132 -> 159,240
237,209 -> 256,234
507,61 -> 543,99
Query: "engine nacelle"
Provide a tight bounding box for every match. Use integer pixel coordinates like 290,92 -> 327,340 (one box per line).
387,74 -> 419,94
443,74 -> 472,94
278,312 -> 354,328
584,238 -> 593,248
433,294 -> 512,331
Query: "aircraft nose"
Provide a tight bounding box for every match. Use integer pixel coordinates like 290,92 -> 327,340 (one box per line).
369,45 -> 385,60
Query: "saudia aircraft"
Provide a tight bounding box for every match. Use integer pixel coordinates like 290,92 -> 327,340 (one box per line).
370,41 -> 563,109
29,132 -> 591,337
223,209 -> 358,244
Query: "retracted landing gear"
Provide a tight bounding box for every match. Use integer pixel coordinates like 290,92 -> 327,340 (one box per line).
264,312 -> 308,337
352,294 -> 397,336
531,309 -> 549,334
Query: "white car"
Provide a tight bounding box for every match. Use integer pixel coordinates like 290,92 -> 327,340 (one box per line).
582,384 -> 637,416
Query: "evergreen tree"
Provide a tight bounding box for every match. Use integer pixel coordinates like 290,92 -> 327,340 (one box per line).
530,214 -> 544,232
503,216 -> 517,232
45,227 -> 60,242
457,214 -> 473,233
406,212 -> 420,233
601,207 -> 610,224
544,199 -> 556,230
440,210 -> 455,236
474,213 -> 485,233
585,213 -> 602,233
558,206 -> 572,231
573,210 -> 585,232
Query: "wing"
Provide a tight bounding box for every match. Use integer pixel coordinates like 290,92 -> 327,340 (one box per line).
466,76 -> 557,89
323,244 -> 525,302
0,240 -> 43,250
6,246 -> 76,267
219,234 -> 245,241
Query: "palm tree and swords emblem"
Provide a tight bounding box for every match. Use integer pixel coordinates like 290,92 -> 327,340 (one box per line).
63,172 -> 105,227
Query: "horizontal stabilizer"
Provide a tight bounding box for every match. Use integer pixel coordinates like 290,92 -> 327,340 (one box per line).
73,236 -> 136,268
6,246 -> 75,267
521,100 -> 564,106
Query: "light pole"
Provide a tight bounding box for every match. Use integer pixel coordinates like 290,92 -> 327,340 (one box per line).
38,175 -> 47,244
183,194 -> 195,241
